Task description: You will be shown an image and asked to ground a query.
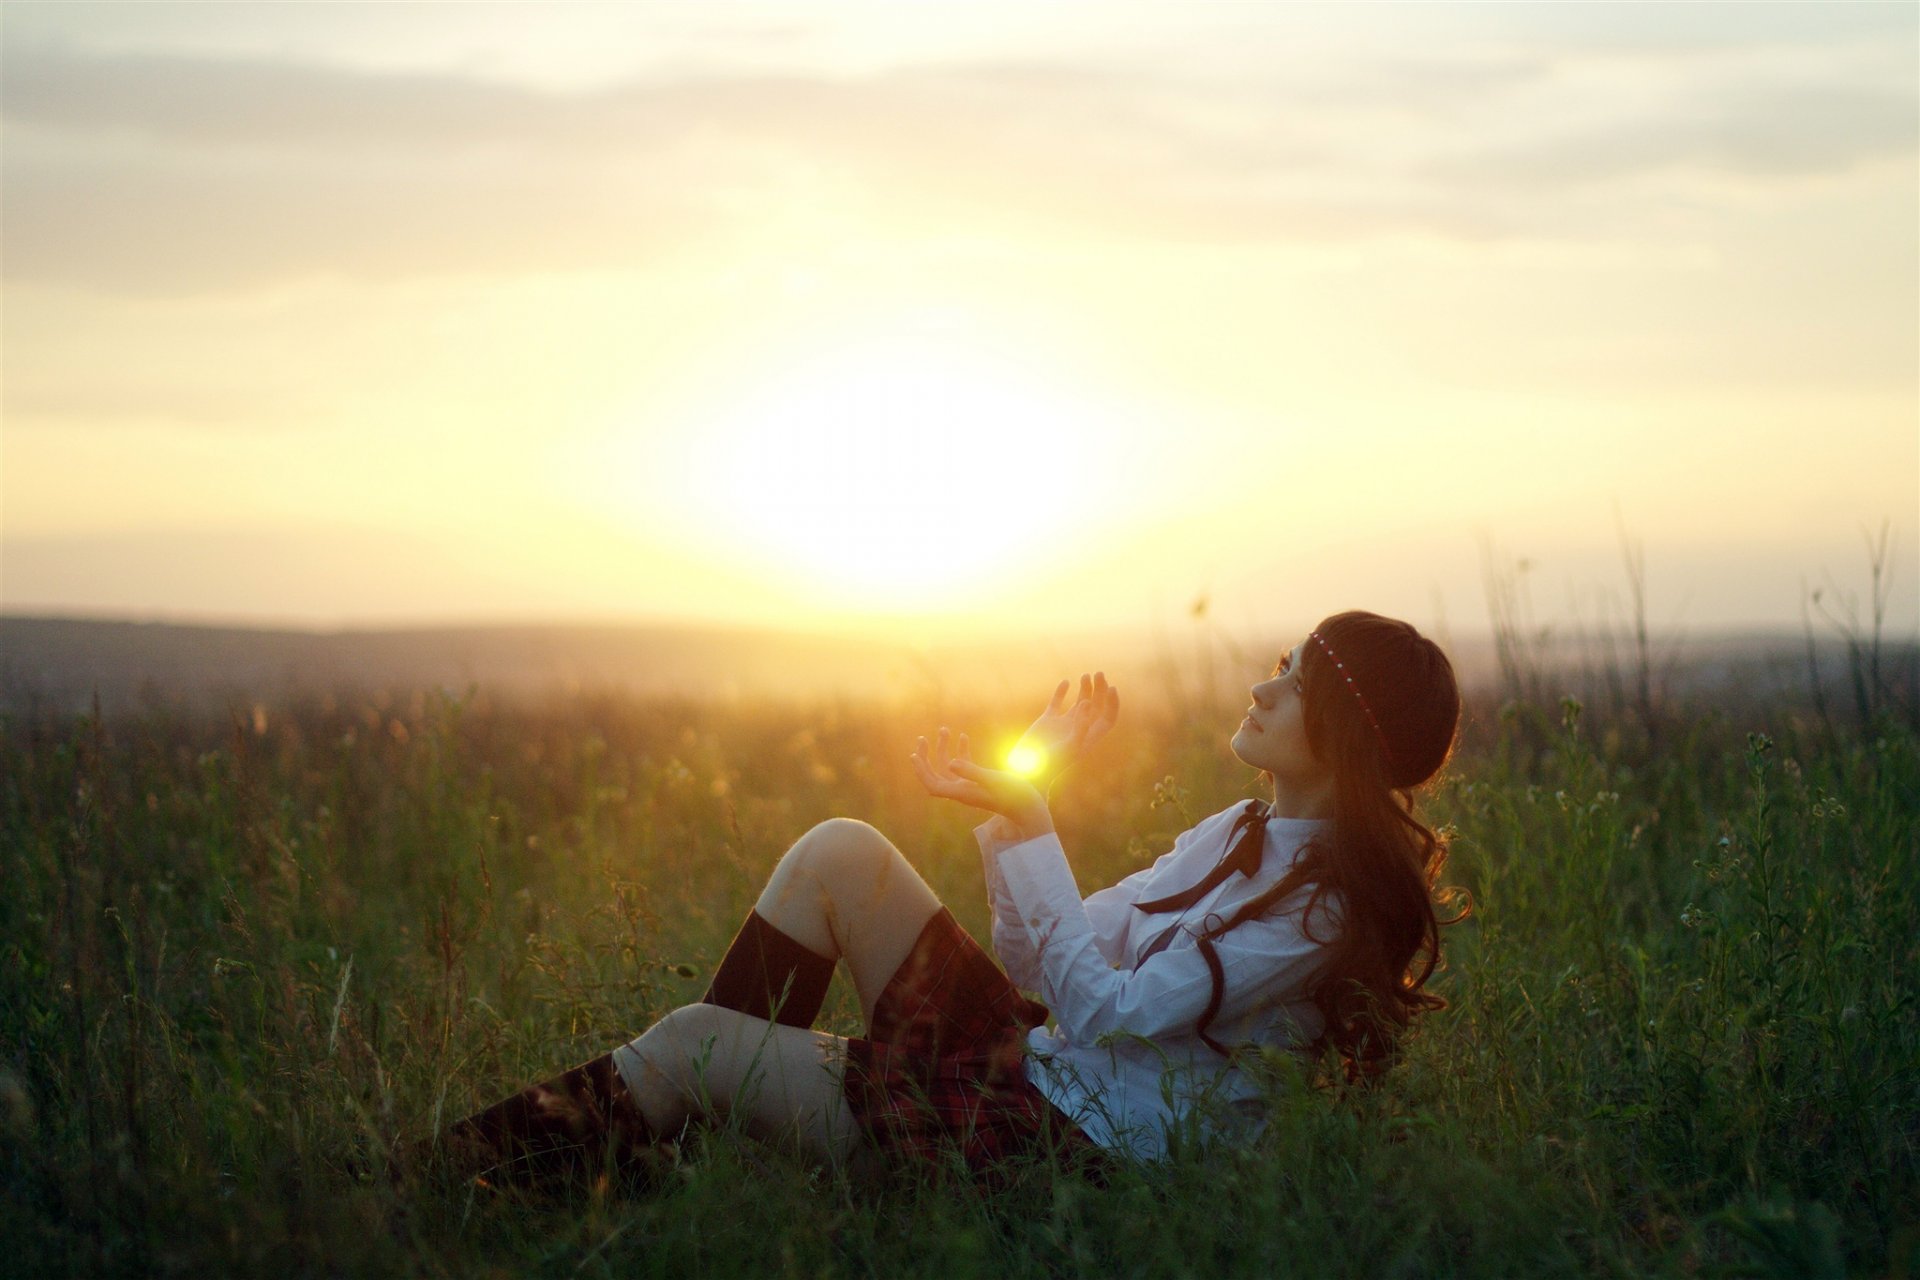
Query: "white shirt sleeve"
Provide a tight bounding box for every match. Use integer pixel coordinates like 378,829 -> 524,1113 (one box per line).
994,830 -> 1327,1047
981,812 -> 1203,978
976,815 -> 1046,989
1078,865 -> 1155,967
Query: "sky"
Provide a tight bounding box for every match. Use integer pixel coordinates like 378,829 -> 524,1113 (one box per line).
3,2 -> 1916,647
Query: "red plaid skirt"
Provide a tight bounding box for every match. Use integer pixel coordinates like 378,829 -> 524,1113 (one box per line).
842,908 -> 1108,1182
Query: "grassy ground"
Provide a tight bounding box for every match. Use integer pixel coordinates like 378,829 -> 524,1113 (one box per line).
1,679 -> 1914,1278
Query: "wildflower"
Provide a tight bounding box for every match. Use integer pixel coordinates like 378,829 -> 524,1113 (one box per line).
1680,905 -> 1715,930
1560,695 -> 1583,733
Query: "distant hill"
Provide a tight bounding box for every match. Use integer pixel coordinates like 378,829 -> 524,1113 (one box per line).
0,614 -> 1881,719
0,616 -> 1172,714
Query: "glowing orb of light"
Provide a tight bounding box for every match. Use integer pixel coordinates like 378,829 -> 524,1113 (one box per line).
1006,743 -> 1048,777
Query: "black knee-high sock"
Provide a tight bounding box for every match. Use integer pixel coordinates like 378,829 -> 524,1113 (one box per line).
442,1051 -> 656,1186
702,910 -> 834,1028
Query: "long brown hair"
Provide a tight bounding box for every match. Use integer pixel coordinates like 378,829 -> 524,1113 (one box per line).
1174,610 -> 1463,1080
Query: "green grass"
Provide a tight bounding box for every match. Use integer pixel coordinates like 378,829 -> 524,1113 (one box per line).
1,682 -> 1914,1278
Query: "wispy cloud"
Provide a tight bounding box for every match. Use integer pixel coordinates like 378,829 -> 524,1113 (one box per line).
1432,82 -> 1917,188
5,28 -> 1910,297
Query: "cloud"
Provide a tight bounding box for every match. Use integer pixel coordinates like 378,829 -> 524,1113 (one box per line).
2,35 -> 1911,297
3,140 -> 715,295
3,50 -> 564,151
1,45 -> 1163,159
0,47 -> 1342,295
1432,83 -> 1918,188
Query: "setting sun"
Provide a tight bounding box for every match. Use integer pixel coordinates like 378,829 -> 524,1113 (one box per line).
660,330 -> 1111,608
1,3 -> 1911,642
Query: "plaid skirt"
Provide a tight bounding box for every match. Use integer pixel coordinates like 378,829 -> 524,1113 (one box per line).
842,908 -> 1109,1182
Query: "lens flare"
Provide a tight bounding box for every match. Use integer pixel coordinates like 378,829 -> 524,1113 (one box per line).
1007,743 -> 1047,777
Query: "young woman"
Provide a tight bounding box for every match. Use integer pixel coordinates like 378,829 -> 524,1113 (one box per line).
436,609 -> 1460,1186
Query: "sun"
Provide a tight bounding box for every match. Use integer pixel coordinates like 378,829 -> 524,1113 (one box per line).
674,332 -> 1105,608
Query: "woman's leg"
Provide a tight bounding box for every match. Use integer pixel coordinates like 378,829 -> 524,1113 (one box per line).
607,821 -> 940,1167
612,1003 -> 868,1168
437,1049 -> 659,1185
441,819 -> 938,1180
701,817 -> 942,1028
701,909 -> 835,1028
748,818 -> 943,1025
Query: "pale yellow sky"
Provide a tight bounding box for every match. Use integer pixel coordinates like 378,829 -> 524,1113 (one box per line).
3,2 -> 1915,643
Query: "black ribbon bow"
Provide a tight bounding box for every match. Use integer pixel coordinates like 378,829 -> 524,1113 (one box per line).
1133,799 -> 1270,961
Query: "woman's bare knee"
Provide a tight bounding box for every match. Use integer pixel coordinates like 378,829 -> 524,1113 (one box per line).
792,818 -> 893,877
759,818 -> 899,953
754,817 -> 940,1019
614,1002 -> 734,1130
613,1003 -> 865,1165
650,1001 -> 734,1055
802,818 -> 902,888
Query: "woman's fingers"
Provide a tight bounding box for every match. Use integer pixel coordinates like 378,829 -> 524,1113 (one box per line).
911,738 -> 975,801
1070,672 -> 1106,712
909,740 -> 944,794
912,728 -> 1048,825
913,733 -> 955,779
1058,672 -> 1111,744
912,744 -> 996,809
913,728 -> 983,789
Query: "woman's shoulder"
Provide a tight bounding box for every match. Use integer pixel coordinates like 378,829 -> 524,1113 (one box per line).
1149,801 -> 1253,853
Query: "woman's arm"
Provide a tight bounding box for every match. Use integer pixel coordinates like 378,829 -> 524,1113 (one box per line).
976,814 -> 1047,988
911,727 -> 1054,989
911,674 -> 1119,984
993,830 -> 1327,1048
982,814 -> 1181,982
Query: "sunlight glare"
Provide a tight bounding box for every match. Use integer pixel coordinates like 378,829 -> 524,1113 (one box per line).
1006,743 -> 1048,777
676,333 -> 1102,607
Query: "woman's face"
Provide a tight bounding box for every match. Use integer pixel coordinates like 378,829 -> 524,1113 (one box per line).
1229,642 -> 1329,788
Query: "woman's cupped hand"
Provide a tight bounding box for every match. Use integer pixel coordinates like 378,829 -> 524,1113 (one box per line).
910,727 -> 1054,842
1015,672 -> 1119,784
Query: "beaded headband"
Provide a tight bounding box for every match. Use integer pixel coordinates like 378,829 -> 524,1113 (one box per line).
1307,629 -> 1391,755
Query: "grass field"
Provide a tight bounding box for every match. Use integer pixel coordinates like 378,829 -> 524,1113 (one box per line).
2,661 -> 1915,1277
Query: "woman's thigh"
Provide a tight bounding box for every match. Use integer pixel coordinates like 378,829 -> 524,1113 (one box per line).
754,818 -> 942,1023
616,1003 -> 868,1167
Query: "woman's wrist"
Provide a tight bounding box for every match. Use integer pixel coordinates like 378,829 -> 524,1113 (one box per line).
1007,802 -> 1055,843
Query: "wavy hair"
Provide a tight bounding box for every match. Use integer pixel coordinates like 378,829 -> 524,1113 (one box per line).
1189,610 -> 1463,1080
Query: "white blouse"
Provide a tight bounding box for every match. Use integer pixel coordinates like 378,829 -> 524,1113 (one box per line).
977,801 -> 1341,1160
